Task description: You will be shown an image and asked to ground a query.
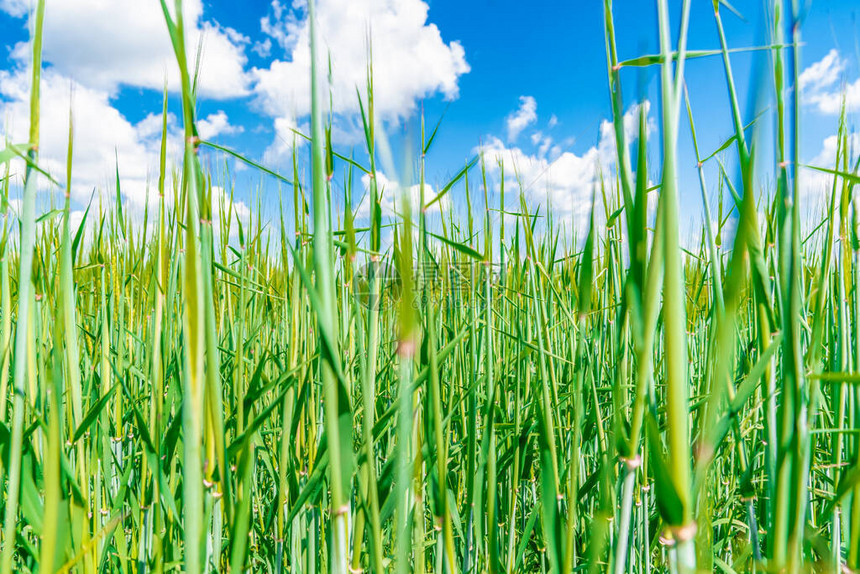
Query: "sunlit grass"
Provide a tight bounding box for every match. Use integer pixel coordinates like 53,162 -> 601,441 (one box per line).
0,0 -> 859,573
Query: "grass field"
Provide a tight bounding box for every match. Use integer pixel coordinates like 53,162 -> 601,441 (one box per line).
1,0 -> 859,572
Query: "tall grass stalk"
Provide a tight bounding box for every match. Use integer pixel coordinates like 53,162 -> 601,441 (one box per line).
0,1 -> 858,573
1,2 -> 45,572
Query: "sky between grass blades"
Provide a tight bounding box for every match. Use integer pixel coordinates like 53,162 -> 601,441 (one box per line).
0,0 -> 857,242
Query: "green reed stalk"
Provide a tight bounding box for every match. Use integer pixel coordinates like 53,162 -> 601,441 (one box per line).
1,2 -> 45,571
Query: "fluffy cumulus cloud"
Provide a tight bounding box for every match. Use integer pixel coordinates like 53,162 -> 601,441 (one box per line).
1,0 -> 469,204
253,0 -> 470,157
2,0 -> 251,99
506,96 -> 537,143
355,171 -> 447,219
263,116 -> 301,164
0,68 -> 161,205
800,49 -> 860,114
800,49 -> 845,92
0,0 -> 27,17
799,131 -> 860,215
0,67 -> 248,224
478,101 -> 651,234
0,0 -> 252,223
198,111 -> 244,140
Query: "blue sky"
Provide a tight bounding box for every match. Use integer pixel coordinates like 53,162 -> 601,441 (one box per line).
0,0 -> 859,241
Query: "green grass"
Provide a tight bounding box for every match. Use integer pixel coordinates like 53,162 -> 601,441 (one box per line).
0,0 -> 859,572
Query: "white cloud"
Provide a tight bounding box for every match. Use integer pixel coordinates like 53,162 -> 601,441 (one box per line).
0,67 -> 252,234
212,185 -> 250,222
479,135 -> 597,231
0,0 -> 26,17
0,68 -> 166,205
252,38 -> 273,59
800,49 -> 860,114
259,0 -> 299,54
2,0 -> 251,100
198,111 -> 244,140
253,0 -> 469,157
800,49 -> 845,92
530,131 -> 555,158
811,79 -> 860,115
800,131 -> 860,211
262,116 -> 302,165
356,172 -> 447,219
506,96 -> 537,143
479,102 -> 651,235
